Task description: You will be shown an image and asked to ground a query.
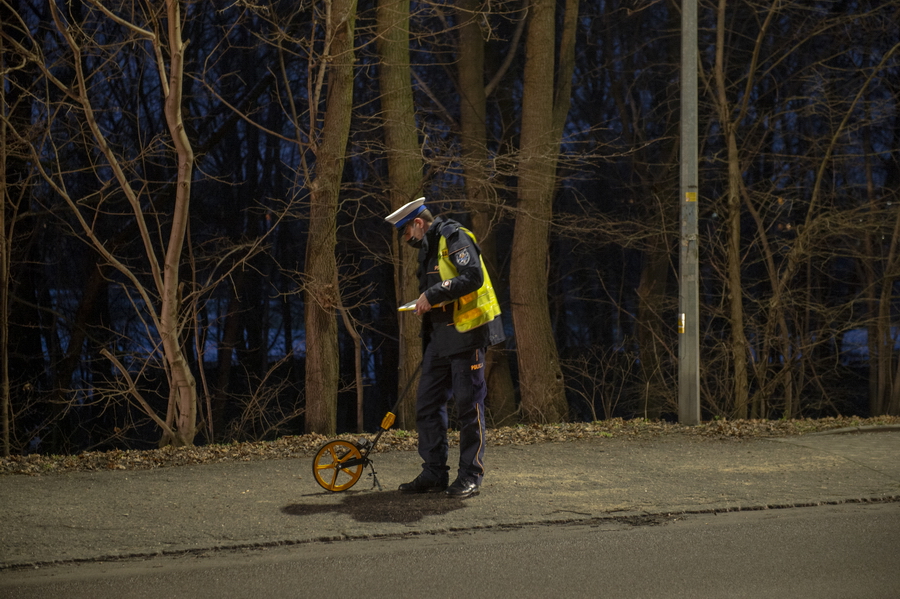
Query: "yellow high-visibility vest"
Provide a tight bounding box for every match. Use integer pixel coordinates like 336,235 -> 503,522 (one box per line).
437,228 -> 501,333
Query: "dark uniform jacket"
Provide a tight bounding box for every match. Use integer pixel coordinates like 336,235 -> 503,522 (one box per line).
418,217 -> 505,357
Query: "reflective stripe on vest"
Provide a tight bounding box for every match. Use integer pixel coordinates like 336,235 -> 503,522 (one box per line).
437,228 -> 501,333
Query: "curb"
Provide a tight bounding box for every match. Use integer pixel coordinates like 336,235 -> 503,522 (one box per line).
3,494 -> 899,572
808,425 -> 900,436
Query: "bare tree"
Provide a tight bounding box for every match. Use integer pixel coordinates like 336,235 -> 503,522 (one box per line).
199,0 -> 364,437
511,0 -> 578,423
376,0 -> 424,430
456,0 -> 520,426
0,11 -> 15,455
707,0 -> 765,418
699,0 -> 900,418
0,29 -> 17,454
302,0 -> 359,435
592,3 -> 680,419
3,0 -> 203,446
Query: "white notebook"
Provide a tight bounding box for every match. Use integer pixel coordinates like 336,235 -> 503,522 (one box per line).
398,300 -> 417,312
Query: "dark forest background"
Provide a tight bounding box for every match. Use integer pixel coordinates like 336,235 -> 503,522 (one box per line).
1,0 -> 898,456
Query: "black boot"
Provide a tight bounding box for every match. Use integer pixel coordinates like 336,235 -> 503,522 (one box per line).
398,473 -> 448,494
445,478 -> 480,498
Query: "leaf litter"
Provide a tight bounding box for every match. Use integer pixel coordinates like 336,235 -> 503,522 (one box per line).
2,416 -> 897,476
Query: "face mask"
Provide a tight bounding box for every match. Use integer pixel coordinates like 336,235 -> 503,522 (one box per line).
404,221 -> 424,249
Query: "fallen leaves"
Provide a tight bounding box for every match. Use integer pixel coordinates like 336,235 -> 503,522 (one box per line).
1,415 -> 897,476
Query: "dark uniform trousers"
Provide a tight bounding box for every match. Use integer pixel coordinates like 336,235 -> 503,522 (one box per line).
415,342 -> 487,485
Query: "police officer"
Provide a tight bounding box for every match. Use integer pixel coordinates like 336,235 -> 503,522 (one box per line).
386,197 -> 504,498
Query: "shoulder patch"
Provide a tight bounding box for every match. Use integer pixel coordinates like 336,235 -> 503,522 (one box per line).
455,248 -> 471,267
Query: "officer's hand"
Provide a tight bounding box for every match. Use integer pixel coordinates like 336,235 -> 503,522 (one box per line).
414,293 -> 432,315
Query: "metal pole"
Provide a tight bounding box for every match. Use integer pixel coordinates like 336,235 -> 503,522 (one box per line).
679,0 -> 701,424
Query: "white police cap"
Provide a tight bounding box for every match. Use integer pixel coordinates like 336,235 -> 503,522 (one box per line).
385,197 -> 427,229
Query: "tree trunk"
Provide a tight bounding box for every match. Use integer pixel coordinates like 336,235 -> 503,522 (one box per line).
212,284 -> 243,441
0,48 -> 9,456
376,0 -> 422,431
876,199 -> 900,415
511,0 -> 578,423
712,0 -> 751,419
158,0 -> 198,446
47,0 -> 201,447
724,132 -> 750,419
304,0 -> 357,435
457,0 -> 517,426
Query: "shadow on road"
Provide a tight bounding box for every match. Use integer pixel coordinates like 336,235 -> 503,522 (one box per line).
282,491 -> 467,523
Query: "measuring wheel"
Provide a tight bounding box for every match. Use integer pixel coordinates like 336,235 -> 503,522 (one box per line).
310,360 -> 420,494
312,439 -> 365,492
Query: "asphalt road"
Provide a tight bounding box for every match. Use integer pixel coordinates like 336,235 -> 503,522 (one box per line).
2,502 -> 898,598
4,430 -> 900,569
